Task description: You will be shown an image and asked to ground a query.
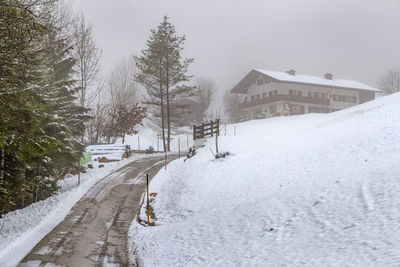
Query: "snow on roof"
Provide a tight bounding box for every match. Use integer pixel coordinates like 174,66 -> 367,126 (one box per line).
255,69 -> 379,92
231,69 -> 379,93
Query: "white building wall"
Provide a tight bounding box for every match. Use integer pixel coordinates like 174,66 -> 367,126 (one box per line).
241,76 -> 362,119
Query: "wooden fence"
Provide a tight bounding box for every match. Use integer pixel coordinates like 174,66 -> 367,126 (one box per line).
193,119 -> 220,140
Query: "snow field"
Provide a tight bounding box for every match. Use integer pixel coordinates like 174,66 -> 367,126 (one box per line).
130,93 -> 400,266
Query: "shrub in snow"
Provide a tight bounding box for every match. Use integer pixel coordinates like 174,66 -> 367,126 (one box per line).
185,147 -> 197,160
215,151 -> 231,159
99,157 -> 108,163
123,145 -> 132,158
145,145 -> 154,154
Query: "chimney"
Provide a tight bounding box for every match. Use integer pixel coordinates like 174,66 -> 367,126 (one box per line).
324,73 -> 333,80
286,69 -> 296,76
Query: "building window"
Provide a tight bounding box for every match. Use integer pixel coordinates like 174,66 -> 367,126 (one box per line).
290,104 -> 305,114
289,90 -> 302,96
308,92 -> 325,99
333,94 -> 342,101
269,90 -> 278,97
333,94 -> 357,103
251,95 -> 260,102
256,78 -> 264,85
269,104 -> 277,114
262,92 -> 267,98
309,106 -> 327,113
343,96 -> 357,103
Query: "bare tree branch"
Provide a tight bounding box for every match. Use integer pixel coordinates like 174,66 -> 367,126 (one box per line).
72,13 -> 102,109
377,68 -> 400,95
194,76 -> 216,119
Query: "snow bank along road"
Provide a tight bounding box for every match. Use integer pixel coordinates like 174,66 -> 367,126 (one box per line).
18,155 -> 174,266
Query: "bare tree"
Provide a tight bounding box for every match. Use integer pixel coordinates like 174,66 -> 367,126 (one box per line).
108,58 -> 140,107
86,95 -> 108,144
223,91 -> 244,122
105,58 -> 141,142
73,13 -> 102,109
377,69 -> 400,95
195,76 -> 216,119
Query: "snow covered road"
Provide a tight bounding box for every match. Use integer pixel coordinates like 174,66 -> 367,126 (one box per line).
17,155 -> 172,267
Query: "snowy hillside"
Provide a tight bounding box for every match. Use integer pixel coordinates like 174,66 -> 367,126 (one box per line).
131,93 -> 400,266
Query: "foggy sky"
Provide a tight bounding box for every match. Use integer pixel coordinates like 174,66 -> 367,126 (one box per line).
69,0 -> 400,98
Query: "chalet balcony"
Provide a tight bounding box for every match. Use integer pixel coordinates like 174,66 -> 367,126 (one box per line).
238,94 -> 330,109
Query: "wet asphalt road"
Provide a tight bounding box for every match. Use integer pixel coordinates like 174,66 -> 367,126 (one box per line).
18,155 -> 174,267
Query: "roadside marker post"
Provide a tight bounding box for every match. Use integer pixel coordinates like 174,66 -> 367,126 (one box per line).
146,173 -> 150,225
165,150 -> 168,170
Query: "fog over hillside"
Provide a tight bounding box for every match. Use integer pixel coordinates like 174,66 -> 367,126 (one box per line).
69,0 -> 400,101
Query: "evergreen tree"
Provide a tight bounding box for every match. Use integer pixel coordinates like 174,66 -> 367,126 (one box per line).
0,0 -> 92,215
40,2 -> 87,174
0,0 -> 50,212
135,16 -> 194,152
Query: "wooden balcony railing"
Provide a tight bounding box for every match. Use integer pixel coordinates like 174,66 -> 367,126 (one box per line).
238,94 -> 330,109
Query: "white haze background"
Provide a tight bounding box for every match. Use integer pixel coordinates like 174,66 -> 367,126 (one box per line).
69,0 -> 400,102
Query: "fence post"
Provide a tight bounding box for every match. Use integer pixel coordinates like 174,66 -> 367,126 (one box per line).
78,163 -> 80,185
193,125 -> 196,140
146,173 -> 150,225
215,119 -> 219,154
210,120 -> 213,137
215,132 -> 218,155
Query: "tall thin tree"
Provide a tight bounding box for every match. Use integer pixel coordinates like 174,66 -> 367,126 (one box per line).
135,16 -> 194,151
73,13 -> 102,142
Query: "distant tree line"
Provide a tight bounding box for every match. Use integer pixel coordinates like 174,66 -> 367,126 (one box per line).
378,68 -> 400,95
